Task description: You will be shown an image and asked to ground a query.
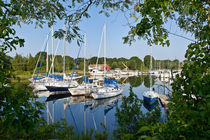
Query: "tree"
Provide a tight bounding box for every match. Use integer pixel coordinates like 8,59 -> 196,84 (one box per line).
111,61 -> 118,69
0,0 -> 107,138
1,0 -> 209,139
54,55 -> 63,72
172,59 -> 179,70
11,54 -> 28,71
65,56 -> 74,72
127,59 -> 136,70
27,53 -> 36,71
143,55 -> 155,69
130,56 -> 143,70
114,87 -> 160,139
115,0 -> 209,139
89,56 -> 98,64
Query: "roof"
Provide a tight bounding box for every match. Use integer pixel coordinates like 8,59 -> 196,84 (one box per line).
88,64 -> 109,67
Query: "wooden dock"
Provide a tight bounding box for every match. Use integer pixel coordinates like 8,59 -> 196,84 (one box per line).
158,94 -> 170,108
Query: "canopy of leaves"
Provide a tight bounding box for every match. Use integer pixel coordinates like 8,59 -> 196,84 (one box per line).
114,0 -> 210,139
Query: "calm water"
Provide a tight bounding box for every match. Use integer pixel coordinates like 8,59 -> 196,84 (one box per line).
36,75 -> 172,135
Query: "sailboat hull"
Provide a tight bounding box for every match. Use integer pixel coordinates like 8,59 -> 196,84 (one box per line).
69,88 -> 92,96
143,96 -> 158,104
143,91 -> 159,104
33,84 -> 48,91
92,88 -> 123,99
46,86 -> 71,92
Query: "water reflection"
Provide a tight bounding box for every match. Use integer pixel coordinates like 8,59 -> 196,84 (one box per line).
46,93 -> 71,102
127,76 -> 143,87
37,75 -> 172,135
143,75 -> 155,88
44,92 -> 122,133
143,100 -> 159,112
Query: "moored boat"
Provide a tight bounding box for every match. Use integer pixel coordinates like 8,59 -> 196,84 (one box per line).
143,46 -> 159,104
46,81 -> 79,92
92,84 -> 123,99
143,91 -> 159,104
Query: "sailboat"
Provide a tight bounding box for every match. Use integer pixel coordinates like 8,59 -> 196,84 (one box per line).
30,33 -> 56,92
143,46 -> 159,104
45,24 -> 79,92
69,33 -> 102,96
91,23 -> 123,99
92,84 -> 123,99
143,100 -> 158,112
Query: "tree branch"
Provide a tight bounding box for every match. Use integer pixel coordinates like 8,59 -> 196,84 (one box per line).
70,0 -> 93,23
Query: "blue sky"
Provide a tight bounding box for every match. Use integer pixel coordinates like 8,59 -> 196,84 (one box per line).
8,7 -> 193,61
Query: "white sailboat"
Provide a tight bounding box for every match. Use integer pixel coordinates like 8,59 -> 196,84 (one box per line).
92,23 -> 123,99
45,24 -> 79,92
69,33 -> 102,96
143,46 -> 159,104
92,84 -> 123,99
31,33 -> 56,92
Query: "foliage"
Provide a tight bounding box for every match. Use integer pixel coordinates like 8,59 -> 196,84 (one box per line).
114,0 -> 210,139
155,59 -> 180,70
0,0 -> 119,139
114,87 -> 161,139
127,76 -> 144,87
10,52 -> 180,75
127,56 -> 143,70
0,0 -> 209,139
0,81 -> 44,138
143,75 -> 155,88
144,55 -> 155,69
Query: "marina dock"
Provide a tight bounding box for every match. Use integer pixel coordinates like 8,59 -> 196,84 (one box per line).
158,94 -> 170,108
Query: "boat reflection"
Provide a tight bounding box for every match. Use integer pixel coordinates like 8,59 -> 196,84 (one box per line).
36,91 -> 51,97
143,100 -> 159,112
44,92 -> 122,132
90,94 -> 122,129
46,92 -> 71,102
91,94 -> 122,109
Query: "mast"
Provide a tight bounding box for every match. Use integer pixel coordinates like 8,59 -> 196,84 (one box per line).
51,25 -> 54,74
150,46 -> 152,91
63,24 -> 66,75
150,46 -> 152,71
84,32 -> 86,79
84,103 -> 86,134
104,23 -> 106,76
46,34 -> 49,75
104,106 -> 106,128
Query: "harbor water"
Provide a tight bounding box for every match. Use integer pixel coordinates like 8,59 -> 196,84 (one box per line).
36,75 -> 172,135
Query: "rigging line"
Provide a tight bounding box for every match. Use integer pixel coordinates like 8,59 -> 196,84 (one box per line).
95,25 -> 104,78
32,31 -> 51,80
91,111 -> 97,131
48,39 -> 61,77
68,105 -> 78,131
166,30 -> 195,42
35,34 -> 50,80
154,83 -> 172,92
68,45 -> 82,86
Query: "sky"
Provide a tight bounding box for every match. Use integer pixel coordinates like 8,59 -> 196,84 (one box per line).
8,6 -> 193,61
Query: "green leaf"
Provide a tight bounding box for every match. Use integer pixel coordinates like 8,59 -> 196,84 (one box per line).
138,126 -> 151,133
166,40 -> 170,47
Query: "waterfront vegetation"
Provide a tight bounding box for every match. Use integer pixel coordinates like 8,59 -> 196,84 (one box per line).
9,53 -> 181,79
0,0 -> 209,139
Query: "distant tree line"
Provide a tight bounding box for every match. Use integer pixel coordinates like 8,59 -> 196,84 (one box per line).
9,52 -> 182,74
